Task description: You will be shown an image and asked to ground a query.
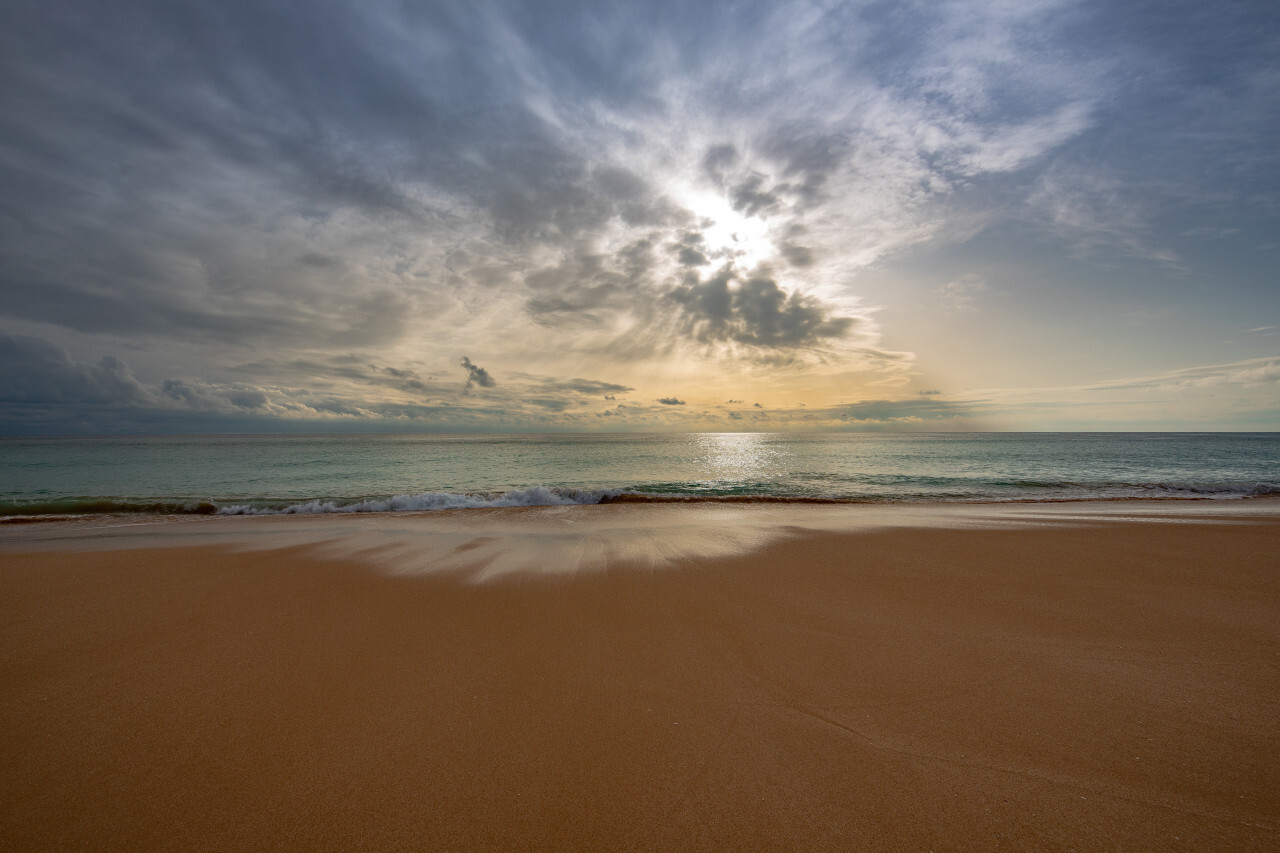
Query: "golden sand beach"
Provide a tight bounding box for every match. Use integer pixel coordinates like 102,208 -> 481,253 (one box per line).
3,502 -> 1279,850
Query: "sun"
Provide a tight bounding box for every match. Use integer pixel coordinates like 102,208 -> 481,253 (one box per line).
678,187 -> 775,270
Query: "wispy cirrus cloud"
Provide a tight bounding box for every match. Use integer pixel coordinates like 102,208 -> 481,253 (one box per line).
935,274 -> 988,312
1088,357 -> 1280,393
947,357 -> 1278,403
1026,165 -> 1183,268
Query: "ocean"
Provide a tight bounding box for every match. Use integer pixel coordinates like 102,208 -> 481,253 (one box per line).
1,432 -> 1277,518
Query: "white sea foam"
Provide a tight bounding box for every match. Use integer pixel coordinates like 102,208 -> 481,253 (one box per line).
216,485 -> 626,515
224,480 -> 1280,515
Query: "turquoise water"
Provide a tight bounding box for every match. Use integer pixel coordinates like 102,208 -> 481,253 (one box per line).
1,433 -> 1277,516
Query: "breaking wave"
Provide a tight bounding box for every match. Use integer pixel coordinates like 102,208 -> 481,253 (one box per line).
0,498 -> 220,517
216,485 -> 626,515
2,480 -> 1278,520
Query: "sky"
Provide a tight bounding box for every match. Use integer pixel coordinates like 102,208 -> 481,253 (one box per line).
1,0 -> 1277,434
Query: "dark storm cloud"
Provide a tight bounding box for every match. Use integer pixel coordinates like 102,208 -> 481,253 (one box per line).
227,390 -> 271,410
460,356 -> 496,389
669,269 -> 856,348
162,379 -> 280,413
308,399 -> 368,417
0,332 -> 150,405
161,379 -> 224,412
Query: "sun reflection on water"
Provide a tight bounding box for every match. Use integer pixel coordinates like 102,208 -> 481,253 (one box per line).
693,432 -> 784,490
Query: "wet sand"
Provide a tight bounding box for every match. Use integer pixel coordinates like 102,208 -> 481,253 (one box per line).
2,506 -> 1279,850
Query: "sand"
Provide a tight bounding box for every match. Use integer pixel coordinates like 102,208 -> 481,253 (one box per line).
2,505 -> 1279,850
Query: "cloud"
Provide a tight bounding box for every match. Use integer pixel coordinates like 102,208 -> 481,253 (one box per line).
1089,357 -> 1280,392
528,377 -> 634,396
677,246 -> 710,267
1026,164 -> 1182,267
905,357 -> 1276,417
0,332 -> 151,405
827,397 -> 983,426
460,356 -> 496,389
657,397 -> 686,405
728,173 -> 781,217
227,390 -> 271,410
935,275 -> 987,312
161,379 -> 225,412
779,243 -> 815,268
0,1 -> 1103,358
2,1 -> 1271,432
669,269 -> 856,348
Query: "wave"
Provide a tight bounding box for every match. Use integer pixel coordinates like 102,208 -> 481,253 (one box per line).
2,480 -> 1277,519
0,497 -> 220,517
217,485 -> 625,515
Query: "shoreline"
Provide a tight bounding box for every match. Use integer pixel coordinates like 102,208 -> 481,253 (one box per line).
3,505 -> 1279,849
3,497 -> 1280,579
3,485 -> 1278,522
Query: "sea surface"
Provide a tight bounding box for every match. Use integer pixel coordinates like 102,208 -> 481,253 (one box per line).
1,432 -> 1277,517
